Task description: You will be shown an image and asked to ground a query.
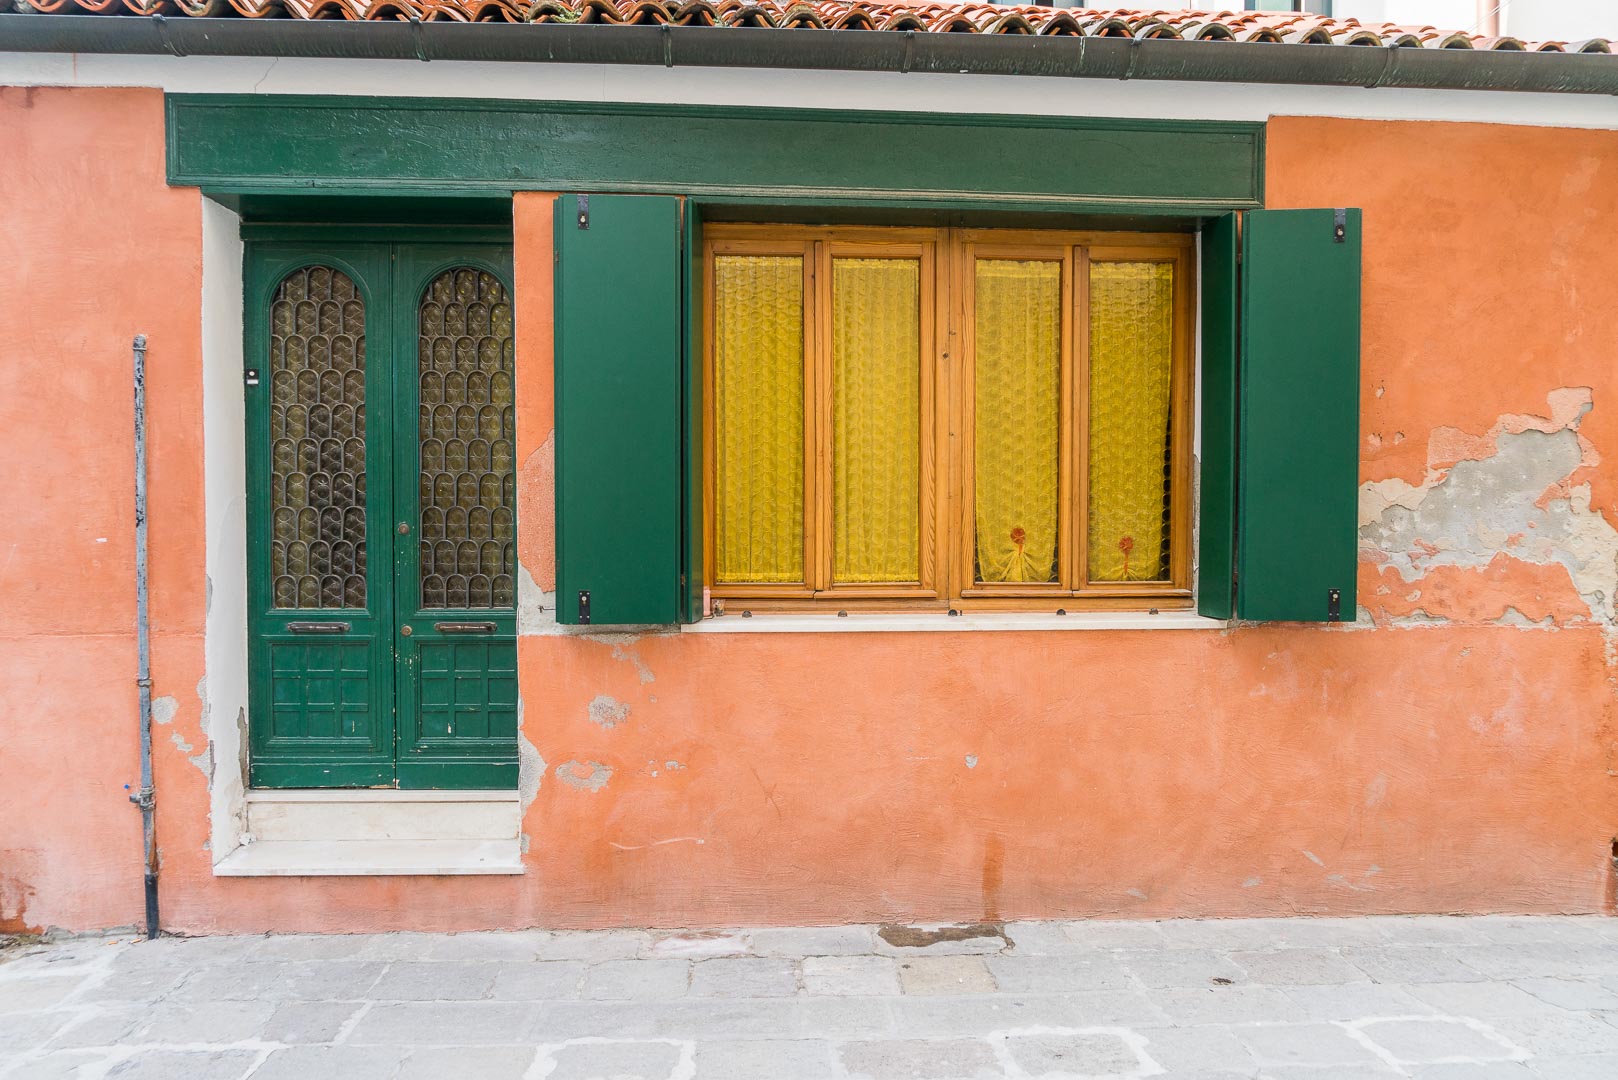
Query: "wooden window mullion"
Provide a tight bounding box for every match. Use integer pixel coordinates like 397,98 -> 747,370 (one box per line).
1070,243 -> 1092,593
812,240 -> 833,595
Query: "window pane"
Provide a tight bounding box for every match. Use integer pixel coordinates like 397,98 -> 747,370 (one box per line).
713,254 -> 805,584
832,257 -> 921,584
974,260 -> 1061,584
269,265 -> 367,610
1088,261 -> 1175,582
418,267 -> 516,610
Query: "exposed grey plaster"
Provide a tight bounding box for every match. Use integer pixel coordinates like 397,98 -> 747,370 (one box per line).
1360,428 -> 1618,625
518,729 -> 545,814
587,694 -> 631,730
556,760 -> 613,793
170,730 -> 193,754
517,562 -> 558,636
151,696 -> 178,726
189,744 -> 214,782
1498,606 -> 1558,628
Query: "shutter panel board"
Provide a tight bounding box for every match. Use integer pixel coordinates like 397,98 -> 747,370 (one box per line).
1197,213 -> 1239,619
680,203 -> 705,623
554,195 -> 682,625
1237,208 -> 1362,622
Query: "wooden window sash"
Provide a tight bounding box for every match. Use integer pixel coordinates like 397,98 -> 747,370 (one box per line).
702,224 -> 1195,613
1079,245 -> 1194,596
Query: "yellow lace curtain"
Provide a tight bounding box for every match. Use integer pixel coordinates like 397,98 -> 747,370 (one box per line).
713,254 -> 804,584
832,257 -> 921,584
974,260 -> 1061,584
1088,261 -> 1174,582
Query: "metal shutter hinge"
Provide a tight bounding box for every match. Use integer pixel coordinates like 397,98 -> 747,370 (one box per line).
1333,208 -> 1346,243
577,590 -> 591,624
576,195 -> 590,230
1327,588 -> 1342,622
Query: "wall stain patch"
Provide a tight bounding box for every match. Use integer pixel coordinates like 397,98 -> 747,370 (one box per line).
556,760 -> 613,793
877,922 -> 1011,950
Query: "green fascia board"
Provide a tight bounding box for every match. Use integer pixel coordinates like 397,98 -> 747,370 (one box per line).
168,95 -> 1263,211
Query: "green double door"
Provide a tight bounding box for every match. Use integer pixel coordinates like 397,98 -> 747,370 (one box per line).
245,240 -> 518,789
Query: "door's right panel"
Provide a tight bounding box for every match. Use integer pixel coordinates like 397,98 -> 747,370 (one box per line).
392,246 -> 519,790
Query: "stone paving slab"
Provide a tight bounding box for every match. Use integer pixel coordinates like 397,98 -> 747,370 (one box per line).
3,915 -> 1618,1078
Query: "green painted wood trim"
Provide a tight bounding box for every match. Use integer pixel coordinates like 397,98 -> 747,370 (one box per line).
168,95 -> 1264,212
240,223 -> 513,244
1196,213 -> 1239,620
679,201 -> 705,625
1236,208 -> 1362,623
554,194 -> 683,626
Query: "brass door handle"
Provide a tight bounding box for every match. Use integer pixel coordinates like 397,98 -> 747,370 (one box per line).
433,621 -> 498,634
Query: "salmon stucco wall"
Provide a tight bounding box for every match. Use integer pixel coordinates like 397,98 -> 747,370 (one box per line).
0,87 -> 206,933
498,116 -> 1618,929
2,92 -> 1616,935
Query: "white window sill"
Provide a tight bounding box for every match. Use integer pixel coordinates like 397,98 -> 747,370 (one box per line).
681,611 -> 1228,634
214,838 -> 523,877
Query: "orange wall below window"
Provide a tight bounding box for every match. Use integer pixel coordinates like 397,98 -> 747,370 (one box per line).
1,91 -> 1614,934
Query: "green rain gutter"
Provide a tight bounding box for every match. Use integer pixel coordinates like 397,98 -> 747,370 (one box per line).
3,14 -> 1618,94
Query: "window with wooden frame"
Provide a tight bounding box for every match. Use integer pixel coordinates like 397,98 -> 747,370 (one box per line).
702,225 -> 1193,613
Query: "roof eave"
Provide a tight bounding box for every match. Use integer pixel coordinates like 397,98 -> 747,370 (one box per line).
3,16 -> 1618,95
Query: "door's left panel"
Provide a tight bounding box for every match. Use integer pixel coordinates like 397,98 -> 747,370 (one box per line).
246,244 -> 397,788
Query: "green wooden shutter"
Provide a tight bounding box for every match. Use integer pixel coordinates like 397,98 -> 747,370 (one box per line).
1236,208 -> 1362,622
1197,213 -> 1239,619
554,194 -> 682,625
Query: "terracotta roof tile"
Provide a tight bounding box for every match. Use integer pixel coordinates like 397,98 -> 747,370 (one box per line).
12,0 -> 1610,54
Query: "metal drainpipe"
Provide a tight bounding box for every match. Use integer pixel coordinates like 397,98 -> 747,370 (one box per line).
1478,1 -> 1502,41
129,333 -> 160,941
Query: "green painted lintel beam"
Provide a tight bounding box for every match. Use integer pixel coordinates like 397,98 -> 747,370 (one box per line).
168,95 -> 1264,211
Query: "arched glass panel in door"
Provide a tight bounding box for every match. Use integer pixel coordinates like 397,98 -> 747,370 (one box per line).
268,265 -> 367,610
418,267 -> 516,610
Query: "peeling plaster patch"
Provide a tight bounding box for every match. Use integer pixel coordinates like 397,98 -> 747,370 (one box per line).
151,696 -> 178,726
587,694 -> 631,730
965,755 -> 979,769
1364,773 -> 1388,809
1242,877 -> 1263,888
1125,888 -> 1147,900
1302,850 -> 1325,867
518,732 -> 545,813
1498,606 -> 1557,628
556,760 -> 613,793
1361,393 -> 1618,627
516,562 -> 557,636
169,730 -> 193,754
189,744 -> 214,782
